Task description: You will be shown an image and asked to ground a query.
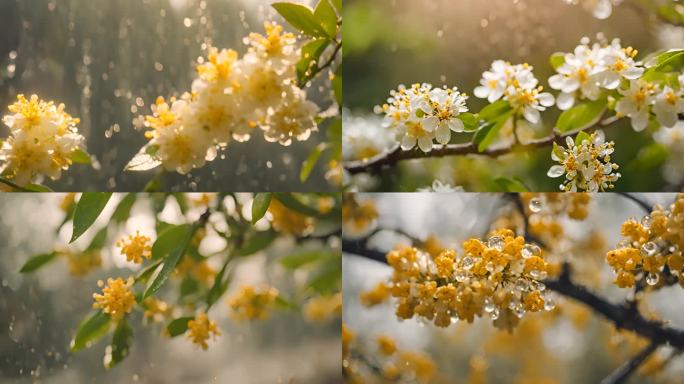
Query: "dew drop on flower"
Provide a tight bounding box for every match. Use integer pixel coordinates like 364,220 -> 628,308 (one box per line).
544,298 -> 555,311
515,307 -> 526,318
640,215 -> 652,229
640,242 -> 658,257
484,299 -> 496,313
454,269 -> 468,282
485,262 -> 495,273
462,256 -> 475,270
548,166 -> 565,178
646,272 -> 659,286
528,197 -> 543,213
490,308 -> 500,320
450,316 -> 459,325
488,236 -> 505,251
521,244 -> 540,259
530,280 -> 545,291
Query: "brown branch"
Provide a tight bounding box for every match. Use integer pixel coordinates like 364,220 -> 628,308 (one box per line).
344,116 -> 619,175
600,341 -> 659,384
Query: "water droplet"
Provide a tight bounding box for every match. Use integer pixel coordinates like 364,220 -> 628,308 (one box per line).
450,316 -> 459,324
641,215 -> 652,229
488,236 -> 504,251
455,269 -> 468,282
646,272 -> 659,286
485,262 -> 495,272
530,280 -> 545,291
462,256 -> 475,270
521,244 -> 540,259
490,307 -> 500,320
544,298 -> 555,311
641,242 -> 658,257
548,166 -> 565,177
529,197 -> 543,213
484,300 -> 496,313
515,307 -> 526,318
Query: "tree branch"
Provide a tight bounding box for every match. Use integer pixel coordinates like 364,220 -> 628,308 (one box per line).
344,116 -> 619,175
616,193 -> 652,214
599,341 -> 659,384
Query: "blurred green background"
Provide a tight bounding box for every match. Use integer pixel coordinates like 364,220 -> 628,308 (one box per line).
342,0 -> 684,192
0,0 -> 335,191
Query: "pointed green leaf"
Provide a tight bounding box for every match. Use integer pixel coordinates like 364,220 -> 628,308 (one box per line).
111,193 -> 136,223
332,65 -> 342,105
280,250 -> 333,269
574,130 -> 592,146
236,231 -> 277,256
251,193 -> 273,224
458,112 -> 479,132
477,100 -> 512,122
143,226 -> 194,300
165,316 -> 194,337
494,177 -> 529,192
70,193 -> 113,243
300,143 -> 327,182
556,99 -> 607,133
24,183 -> 53,192
314,0 -> 338,38
106,317 -> 132,369
19,252 -> 57,273
296,38 -> 330,84
85,226 -> 108,252
473,111 -> 513,152
151,224 -> 192,260
272,2 -> 328,37
550,52 -> 566,70
70,311 -> 111,352
273,193 -> 321,217
70,148 -> 92,165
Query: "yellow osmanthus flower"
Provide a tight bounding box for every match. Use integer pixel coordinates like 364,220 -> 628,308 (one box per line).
62,250 -> 102,277
117,231 -> 152,264
384,229 -> 552,330
227,284 -> 279,321
60,193 -> 77,212
377,335 -> 397,356
359,282 -> 390,307
397,351 -> 437,383
606,194 -> 684,289
268,198 -> 314,236
92,277 -> 135,320
143,298 -> 172,323
186,312 -> 221,350
342,194 -> 378,237
1,94 -> 85,186
303,293 -> 341,323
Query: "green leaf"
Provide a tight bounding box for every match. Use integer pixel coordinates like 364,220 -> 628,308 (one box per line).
626,142 -> 669,172
331,0 -> 341,13
458,112 -> 479,132
70,193 -> 113,243
473,111 -> 513,152
574,130 -> 592,146
314,0 -> 338,38
19,252 -> 57,273
280,250 -> 332,269
251,193 -> 272,224
550,52 -> 566,70
111,193 -> 136,223
494,177 -> 529,192
24,183 -> 53,192
477,100 -> 512,122
274,295 -> 298,310
332,65 -> 342,105
300,144 -> 326,182
273,193 -> 321,217
151,224 -> 192,260
552,141 -> 566,161
125,146 -> 162,172
179,275 -> 199,298
70,311 -> 111,352
165,316 -> 194,337
70,148 -> 92,165
237,231 -> 277,256
308,255 -> 342,294
107,317 -> 132,369
297,38 -> 330,84
645,49 -> 684,74
143,226 -> 194,300
272,2 -> 328,37
206,260 -> 233,308
173,193 -> 190,214
85,226 -> 108,252
556,99 -> 606,133
134,260 -> 162,285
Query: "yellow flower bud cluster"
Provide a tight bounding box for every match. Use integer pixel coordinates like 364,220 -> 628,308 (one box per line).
385,229 -> 553,330
342,193 -> 378,237
186,312 -> 221,350
92,277 -> 135,320
116,231 -> 152,264
268,198 -> 314,236
606,194 -> 684,289
522,193 -> 591,242
303,293 -> 342,323
227,284 -> 279,322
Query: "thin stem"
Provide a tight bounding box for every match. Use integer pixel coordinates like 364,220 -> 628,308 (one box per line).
616,193 -> 652,214
0,176 -> 30,192
298,39 -> 342,88
344,116 -> 618,175
599,341 -> 659,384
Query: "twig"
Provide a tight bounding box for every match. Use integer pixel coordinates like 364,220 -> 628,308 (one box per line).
599,341 -> 659,384
0,176 -> 30,192
506,193 -> 548,249
298,39 -> 342,88
616,193 -> 652,214
344,116 -> 619,175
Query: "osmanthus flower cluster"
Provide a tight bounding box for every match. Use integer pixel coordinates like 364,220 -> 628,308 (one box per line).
374,83 -> 471,152
131,22 -> 319,174
342,324 -> 436,384
547,131 -> 621,192
369,229 -> 553,331
474,61 -> 555,125
341,193 -> 379,238
606,194 -> 684,289
0,94 -> 89,187
20,192 -> 342,368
